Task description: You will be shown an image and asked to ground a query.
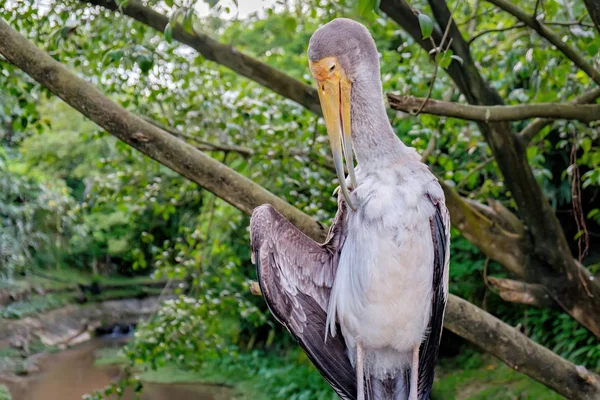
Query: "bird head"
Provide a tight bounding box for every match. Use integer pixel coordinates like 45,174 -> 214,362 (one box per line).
308,18 -> 381,210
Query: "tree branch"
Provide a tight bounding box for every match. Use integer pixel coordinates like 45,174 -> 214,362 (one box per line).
82,0 -> 322,115
445,295 -> 600,400
486,0 -> 600,85
520,87 -> 600,143
388,94 -> 600,122
3,16 -> 600,398
487,277 -> 555,308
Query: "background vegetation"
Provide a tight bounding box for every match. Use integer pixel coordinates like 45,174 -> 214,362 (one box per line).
1,0 -> 599,398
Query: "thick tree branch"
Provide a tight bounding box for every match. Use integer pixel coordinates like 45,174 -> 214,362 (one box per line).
520,87 -> 600,143
381,0 -> 600,337
388,94 -> 600,122
3,17 -> 600,398
486,0 -> 600,85
487,277 -> 555,308
445,295 -> 600,400
82,0 -> 321,115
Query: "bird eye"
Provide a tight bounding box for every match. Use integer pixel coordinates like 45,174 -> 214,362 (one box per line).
329,64 -> 336,72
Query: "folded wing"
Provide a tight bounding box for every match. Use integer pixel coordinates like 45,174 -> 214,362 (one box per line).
250,200 -> 357,400
418,195 -> 451,399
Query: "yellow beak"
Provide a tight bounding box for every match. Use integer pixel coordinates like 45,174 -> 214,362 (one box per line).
309,57 -> 357,211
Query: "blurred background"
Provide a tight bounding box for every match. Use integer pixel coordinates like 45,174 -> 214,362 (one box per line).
0,0 -> 599,399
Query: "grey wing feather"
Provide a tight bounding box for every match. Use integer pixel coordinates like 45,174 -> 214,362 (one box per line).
418,195 -> 450,399
250,200 -> 357,400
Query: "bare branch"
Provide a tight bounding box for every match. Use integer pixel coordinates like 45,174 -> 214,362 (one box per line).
520,87 -> 600,143
445,295 -> 600,400
387,94 -> 600,122
486,0 -> 600,85
487,277 -> 555,308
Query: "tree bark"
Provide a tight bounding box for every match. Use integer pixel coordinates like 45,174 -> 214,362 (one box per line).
380,0 -> 600,338
487,277 -> 555,308
2,17 -> 600,398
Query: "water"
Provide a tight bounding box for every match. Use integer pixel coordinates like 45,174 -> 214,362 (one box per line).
2,338 -> 233,400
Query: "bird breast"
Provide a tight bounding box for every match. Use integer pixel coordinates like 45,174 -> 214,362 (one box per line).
326,161 -> 441,370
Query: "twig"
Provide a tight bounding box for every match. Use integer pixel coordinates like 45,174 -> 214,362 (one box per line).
468,23 -> 526,45
533,0 -> 542,18
456,158 -> 494,188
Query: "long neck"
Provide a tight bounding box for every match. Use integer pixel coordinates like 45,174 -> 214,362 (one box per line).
350,79 -> 407,169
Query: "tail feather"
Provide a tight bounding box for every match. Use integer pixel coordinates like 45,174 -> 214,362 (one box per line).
366,370 -> 410,400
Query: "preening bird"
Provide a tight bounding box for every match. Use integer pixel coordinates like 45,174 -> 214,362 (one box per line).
250,18 -> 450,400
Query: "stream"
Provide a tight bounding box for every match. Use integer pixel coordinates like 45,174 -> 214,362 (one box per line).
2,337 -> 234,400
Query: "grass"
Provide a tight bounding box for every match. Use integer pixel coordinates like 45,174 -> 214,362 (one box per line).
93,347 -> 127,367
433,355 -> 565,400
0,293 -> 74,319
93,346 -> 567,400
0,384 -> 11,400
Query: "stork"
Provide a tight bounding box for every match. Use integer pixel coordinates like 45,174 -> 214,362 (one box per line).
250,18 -> 450,400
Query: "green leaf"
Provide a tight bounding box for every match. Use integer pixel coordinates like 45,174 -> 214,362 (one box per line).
183,9 -> 195,34
164,23 -> 173,43
284,16 -> 297,32
418,13 -> 433,40
437,49 -> 453,69
164,0 -> 174,6
357,0 -> 377,18
104,49 -> 124,64
135,54 -> 154,74
206,0 -> 219,7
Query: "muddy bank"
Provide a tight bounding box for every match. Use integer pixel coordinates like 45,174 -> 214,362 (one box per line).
0,297 -> 171,351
